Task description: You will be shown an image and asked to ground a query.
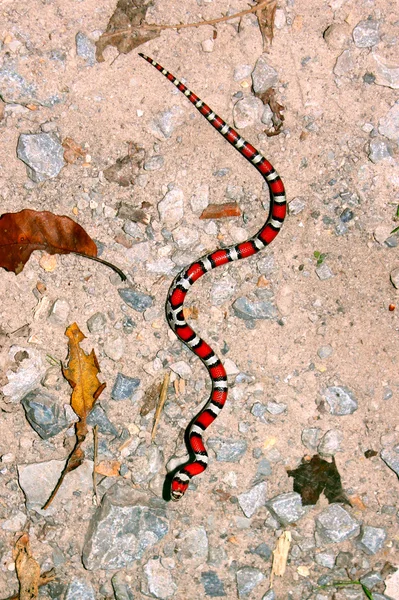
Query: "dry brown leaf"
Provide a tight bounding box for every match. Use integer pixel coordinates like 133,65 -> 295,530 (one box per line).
13,533 -> 40,600
62,137 -> 86,164
103,146 -> 145,187
42,323 -> 105,509
95,0 -> 160,62
200,202 -> 241,220
140,380 -> 162,416
255,0 -> 277,50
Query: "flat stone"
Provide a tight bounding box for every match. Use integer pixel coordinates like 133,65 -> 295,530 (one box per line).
142,558 -> 177,599
253,542 -> 272,561
315,504 -> 360,544
289,197 -> 306,215
82,485 -> 169,570
266,492 -> 306,526
316,264 -> 334,280
21,387 -> 68,439
103,336 -> 125,361
301,427 -> 322,450
369,138 -> 396,163
233,64 -> 252,81
318,345 -> 333,359
118,288 -> 153,312
352,19 -> 380,48
18,459 -> 94,510
262,592 -> 276,600
360,571 -> 384,589
191,183 -> 210,212
0,58 -> 37,103
252,55 -> 278,94
233,96 -> 263,129
334,49 -> 355,77
201,570 -> 226,597
17,133 -> 65,182
1,510 -> 27,532
379,103 -> 399,143
236,567 -> 264,597
65,579 -> 95,600
144,155 -> 164,171
266,401 -> 287,415
146,257 -> 176,275
357,526 -> 387,555
373,53 -> 399,90
111,373 -> 140,401
323,385 -> 358,415
315,552 -> 336,569
173,226 -> 199,250
176,526 -> 208,563
123,220 -> 146,242
75,32 -> 96,66
3,346 -> 47,403
233,297 -> 278,320
318,429 -> 343,456
169,361 -> 192,380
381,445 -> 399,477
86,312 -> 107,333
211,275 -> 237,305
158,188 -> 184,227
86,404 -> 118,436
129,444 -> 163,484
48,298 -> 70,325
111,571 -> 135,600
208,438 -> 247,462
238,481 -> 267,517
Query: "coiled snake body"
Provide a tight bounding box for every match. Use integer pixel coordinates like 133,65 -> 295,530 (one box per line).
139,53 -> 287,501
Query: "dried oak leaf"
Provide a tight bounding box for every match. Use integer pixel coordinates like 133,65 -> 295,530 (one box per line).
200,202 -> 241,219
255,0 -> 277,51
0,209 -> 97,275
13,533 -> 40,600
287,454 -> 351,506
96,0 -> 160,62
103,145 -> 145,187
42,323 -> 105,509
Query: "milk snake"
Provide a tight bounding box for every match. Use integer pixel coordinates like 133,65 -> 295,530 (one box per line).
139,53 -> 287,501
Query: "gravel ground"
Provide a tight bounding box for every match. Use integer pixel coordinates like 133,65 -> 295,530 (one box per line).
0,0 -> 399,599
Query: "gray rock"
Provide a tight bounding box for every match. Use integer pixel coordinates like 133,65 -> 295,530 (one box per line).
316,264 -> 334,280
301,427 -> 322,450
18,459 -> 93,509
379,103 -> 399,143
257,254 -> 275,275
261,104 -> 274,127
340,208 -> 354,223
315,504 -> 360,544
289,197 -> 306,215
21,387 -> 68,439
236,567 -> 264,597
369,139 -> 396,163
176,526 -> 208,563
112,571 -> 134,600
129,444 -> 163,484
381,445 -> 399,477
158,188 -> 184,226
201,570 -> 226,597
123,220 -> 146,242
0,58 -> 37,103
233,64 -> 252,81
233,297 -> 278,320
211,275 -> 237,305
352,19 -> 380,48
233,96 -> 263,129
2,346 -> 47,403
87,312 -> 107,333
82,485 -> 169,570
252,55 -> 278,94
238,481 -> 267,517
152,105 -> 185,138
262,592 -> 276,600
253,542 -> 272,561
266,492 -> 306,525
173,226 -> 199,250
318,429 -> 343,456
318,345 -> 333,359
225,185 -> 244,201
48,298 -> 70,325
255,458 -> 272,479
373,53 -> 399,90
104,336 -> 125,361
360,571 -> 384,589
87,404 -> 118,436
208,438 -> 247,462
169,360 -> 192,379
1,511 -> 27,532
357,525 -> 386,555
142,558 -> 177,599
118,288 -> 153,312
144,155 -> 164,171
111,372 -> 140,401
334,49 -> 355,77
266,401 -> 287,415
75,32 -> 96,66
315,552 -> 336,569
17,133 -> 65,182
323,385 -> 358,415
65,579 -> 95,600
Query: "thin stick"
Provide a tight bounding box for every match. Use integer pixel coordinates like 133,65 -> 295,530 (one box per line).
102,0 -> 273,42
93,425 -> 99,505
151,372 -> 170,442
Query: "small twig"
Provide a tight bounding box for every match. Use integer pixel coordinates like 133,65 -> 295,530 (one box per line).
151,372 -> 170,442
93,425 -> 99,505
103,0 -> 273,42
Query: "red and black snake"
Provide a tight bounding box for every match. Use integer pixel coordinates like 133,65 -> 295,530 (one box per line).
139,53 -> 287,501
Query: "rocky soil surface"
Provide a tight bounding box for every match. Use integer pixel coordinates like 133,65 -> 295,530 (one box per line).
0,0 -> 399,599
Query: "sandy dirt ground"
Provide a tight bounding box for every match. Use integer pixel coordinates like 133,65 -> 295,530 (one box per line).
0,0 -> 399,599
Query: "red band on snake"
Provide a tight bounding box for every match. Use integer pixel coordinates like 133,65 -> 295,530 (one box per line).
139,53 -> 287,501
